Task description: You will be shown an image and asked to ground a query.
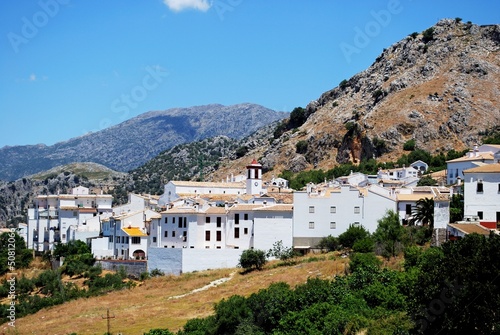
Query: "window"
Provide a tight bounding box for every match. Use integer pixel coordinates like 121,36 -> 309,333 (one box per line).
498,184 -> 500,193
172,231 -> 176,237
164,231 -> 168,238
164,217 -> 168,224
353,222 -> 360,227
354,206 -> 360,214
309,222 -> 315,229
73,211 -> 77,217
330,222 -> 336,229
330,206 -> 336,213
216,231 -> 222,241
235,214 -> 240,225
205,231 -> 210,241
478,211 -> 483,220
405,204 -> 412,215
153,237 -> 157,243
206,217 -> 211,224
244,213 -> 248,220
178,218 -> 182,228
184,217 -> 187,228
217,217 -> 222,227
477,181 -> 484,193
234,227 -> 240,238
172,217 -> 175,224
309,206 -> 315,213
109,235 -> 113,242
244,228 -> 248,235
131,237 -> 140,244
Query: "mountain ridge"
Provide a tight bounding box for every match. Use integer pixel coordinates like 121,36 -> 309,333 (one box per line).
0,103 -> 287,181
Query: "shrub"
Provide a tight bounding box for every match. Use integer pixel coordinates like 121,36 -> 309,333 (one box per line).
353,237 -> 375,253
409,32 -> 419,39
422,27 -> 434,43
403,139 -> 416,151
317,235 -> 339,251
239,249 -> 267,271
338,224 -> 370,249
349,252 -> 382,273
339,79 -> 349,90
295,140 -> 308,154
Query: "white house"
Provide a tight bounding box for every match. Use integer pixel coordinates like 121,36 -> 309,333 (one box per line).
96,209 -> 160,260
446,144 -> 500,185
27,186 -> 113,251
292,184 -> 397,249
462,163 -> 500,229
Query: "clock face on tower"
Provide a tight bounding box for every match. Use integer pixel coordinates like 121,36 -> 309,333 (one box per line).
254,181 -> 258,186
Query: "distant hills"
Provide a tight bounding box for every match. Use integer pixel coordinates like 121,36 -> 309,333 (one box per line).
0,103 -> 287,181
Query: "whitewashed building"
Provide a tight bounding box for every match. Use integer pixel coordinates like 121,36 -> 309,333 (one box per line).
462,163 -> 500,229
446,145 -> 500,185
27,187 -> 113,251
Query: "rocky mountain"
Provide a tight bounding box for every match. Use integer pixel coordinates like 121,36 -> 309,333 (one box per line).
0,103 -> 287,181
209,19 -> 500,179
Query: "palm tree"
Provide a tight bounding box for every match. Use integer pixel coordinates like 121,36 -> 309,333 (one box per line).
409,197 -> 434,229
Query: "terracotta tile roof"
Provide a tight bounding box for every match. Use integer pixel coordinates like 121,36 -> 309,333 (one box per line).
170,180 -> 245,188
160,208 -> 198,214
396,194 -> 433,201
448,223 -> 491,236
446,153 -> 494,163
253,204 -> 293,212
463,163 -> 500,173
228,204 -> 263,211
205,206 -> 227,214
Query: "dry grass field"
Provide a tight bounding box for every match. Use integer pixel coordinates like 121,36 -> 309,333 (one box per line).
0,253 -> 364,335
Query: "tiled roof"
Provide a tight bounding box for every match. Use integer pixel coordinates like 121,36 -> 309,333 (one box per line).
228,204 -> 264,211
446,153 -> 494,163
463,163 -> 500,173
170,180 -> 245,188
396,194 -> 433,201
122,227 -> 148,237
160,208 -> 197,214
205,206 -> 227,214
448,223 -> 491,236
253,204 -> 293,212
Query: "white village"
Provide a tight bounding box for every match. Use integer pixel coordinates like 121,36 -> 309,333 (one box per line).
23,144 -> 500,276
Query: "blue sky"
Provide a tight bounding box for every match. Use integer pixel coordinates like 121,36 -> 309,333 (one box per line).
1,0 -> 498,147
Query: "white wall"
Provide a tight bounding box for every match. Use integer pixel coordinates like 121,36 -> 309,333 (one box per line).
464,171 -> 500,223
253,211 -> 293,251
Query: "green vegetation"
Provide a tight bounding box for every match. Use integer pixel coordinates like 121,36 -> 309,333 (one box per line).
339,79 -> 349,89
409,197 -> 435,229
422,27 -> 435,43
238,249 -> 267,272
146,231 -> 500,334
403,139 -> 416,151
295,140 -> 308,154
373,210 -> 405,258
273,107 -> 309,139
0,241 -> 135,323
409,32 -> 419,39
0,231 -> 32,276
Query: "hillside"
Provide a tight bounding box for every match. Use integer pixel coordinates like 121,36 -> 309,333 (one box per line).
209,20 -> 500,180
2,254 -> 352,335
0,104 -> 287,181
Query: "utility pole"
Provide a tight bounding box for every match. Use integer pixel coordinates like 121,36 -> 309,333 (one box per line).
101,308 -> 115,335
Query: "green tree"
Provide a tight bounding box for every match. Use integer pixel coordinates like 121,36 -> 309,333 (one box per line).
374,210 -> 404,258
0,231 -> 33,275
417,175 -> 437,186
238,249 -> 266,272
267,241 -> 297,264
338,224 -> 370,249
449,193 -> 464,222
317,235 -> 339,251
409,197 -> 434,229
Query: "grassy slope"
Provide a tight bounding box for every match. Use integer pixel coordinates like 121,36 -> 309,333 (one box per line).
0,253 -> 376,335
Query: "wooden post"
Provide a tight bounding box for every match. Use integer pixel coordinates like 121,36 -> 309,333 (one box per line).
101,308 -> 115,335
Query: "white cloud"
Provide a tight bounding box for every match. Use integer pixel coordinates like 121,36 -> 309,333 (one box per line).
163,0 -> 211,12
29,73 -> 36,81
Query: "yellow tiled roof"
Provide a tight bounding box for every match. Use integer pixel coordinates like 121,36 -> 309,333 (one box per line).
122,227 -> 147,237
